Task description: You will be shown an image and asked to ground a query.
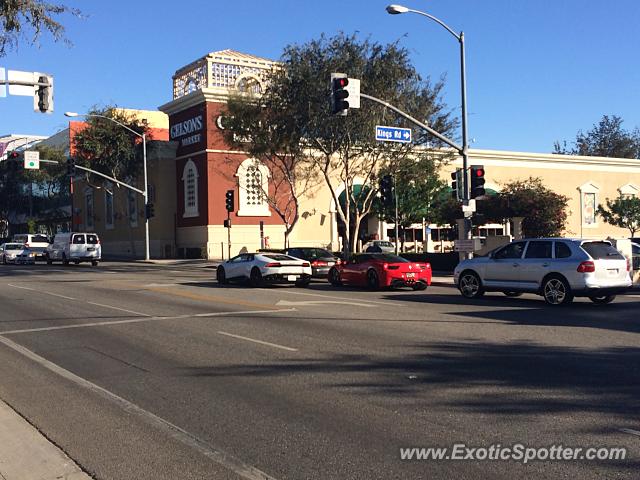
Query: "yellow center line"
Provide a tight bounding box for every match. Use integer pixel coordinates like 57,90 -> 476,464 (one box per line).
144,286 -> 282,310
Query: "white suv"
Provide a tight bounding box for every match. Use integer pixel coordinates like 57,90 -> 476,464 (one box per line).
454,238 -> 632,305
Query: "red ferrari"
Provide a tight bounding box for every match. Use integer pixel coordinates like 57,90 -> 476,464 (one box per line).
328,253 -> 432,290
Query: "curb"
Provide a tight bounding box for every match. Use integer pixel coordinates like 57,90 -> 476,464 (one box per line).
0,400 -> 92,480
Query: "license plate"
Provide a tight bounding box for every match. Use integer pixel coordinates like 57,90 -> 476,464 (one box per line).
87,247 -> 95,251
406,272 -> 415,278
287,275 -> 298,281
327,262 -> 335,266
607,269 -> 618,276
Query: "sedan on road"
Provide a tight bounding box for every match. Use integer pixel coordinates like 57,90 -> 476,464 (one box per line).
328,253 -> 431,290
454,238 -> 632,305
217,252 -> 312,287
0,243 -> 36,265
284,247 -> 341,279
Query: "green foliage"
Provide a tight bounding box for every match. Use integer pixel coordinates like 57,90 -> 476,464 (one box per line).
0,0 -> 81,56
374,154 -> 449,228
72,107 -> 149,184
224,33 -> 455,253
432,177 -> 569,238
597,196 -> 640,236
554,115 -> 640,158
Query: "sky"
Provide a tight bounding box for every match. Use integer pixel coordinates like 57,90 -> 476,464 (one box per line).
1,0 -> 639,154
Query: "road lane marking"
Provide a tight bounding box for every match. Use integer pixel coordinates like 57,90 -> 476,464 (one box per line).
619,428 -> 640,437
276,299 -> 374,308
7,284 -> 36,291
143,283 -> 179,287
274,288 -> 405,307
42,291 -> 76,300
144,286 -> 283,310
0,309 -> 298,335
217,331 -> 298,352
87,302 -> 150,317
0,335 -> 279,480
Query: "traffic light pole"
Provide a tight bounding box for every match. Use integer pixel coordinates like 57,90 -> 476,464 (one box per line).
394,177 -> 399,255
227,211 -> 231,260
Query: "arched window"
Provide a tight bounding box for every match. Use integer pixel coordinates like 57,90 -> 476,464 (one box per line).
182,159 -> 199,218
236,158 -> 270,216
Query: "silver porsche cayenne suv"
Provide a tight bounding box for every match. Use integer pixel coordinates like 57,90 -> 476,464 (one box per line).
454,238 -> 632,305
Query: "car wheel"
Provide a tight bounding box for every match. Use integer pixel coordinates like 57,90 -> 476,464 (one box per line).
589,295 -> 616,304
2,257 -> 5,265
412,283 -> 427,291
91,260 -> 99,267
458,271 -> 484,299
74,260 -> 80,265
217,266 -> 228,285
62,254 -> 69,266
542,275 -> 573,306
328,267 -> 342,286
504,291 -> 522,297
45,254 -> 52,265
367,269 -> 380,290
295,278 -> 310,288
250,267 -> 264,288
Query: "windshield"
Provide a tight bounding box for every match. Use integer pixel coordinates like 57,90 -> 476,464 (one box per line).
371,254 -> 409,263
299,248 -> 333,258
5,244 -> 23,251
263,254 -> 298,261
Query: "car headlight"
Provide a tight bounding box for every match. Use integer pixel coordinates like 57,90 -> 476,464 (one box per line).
29,253 -> 36,257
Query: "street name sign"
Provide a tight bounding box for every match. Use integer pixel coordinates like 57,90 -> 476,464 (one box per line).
375,125 -> 412,143
24,151 -> 40,170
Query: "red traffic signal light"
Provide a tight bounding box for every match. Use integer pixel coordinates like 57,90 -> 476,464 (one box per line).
470,165 -> 486,198
331,74 -> 349,116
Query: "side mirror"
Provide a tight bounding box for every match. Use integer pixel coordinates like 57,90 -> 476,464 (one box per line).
489,251 -> 496,259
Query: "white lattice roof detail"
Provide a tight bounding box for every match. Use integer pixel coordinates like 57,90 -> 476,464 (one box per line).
172,49 -> 277,100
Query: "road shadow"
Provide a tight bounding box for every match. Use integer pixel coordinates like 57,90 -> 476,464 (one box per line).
184,340 -> 640,422
381,293 -> 640,335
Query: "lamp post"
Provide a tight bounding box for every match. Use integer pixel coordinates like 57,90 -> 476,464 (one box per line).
386,4 -> 471,234
65,111 -> 150,261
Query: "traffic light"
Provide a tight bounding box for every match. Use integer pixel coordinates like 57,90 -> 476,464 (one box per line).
331,73 -> 349,116
450,168 -> 463,200
379,174 -> 394,206
145,203 -> 155,219
225,189 -> 235,212
470,165 -> 486,199
66,158 -> 76,176
34,74 -> 54,113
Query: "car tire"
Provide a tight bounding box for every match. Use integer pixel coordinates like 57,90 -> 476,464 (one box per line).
2,257 -> 6,265
412,283 -> 427,291
74,260 -> 80,265
45,254 -> 52,265
504,291 -> 522,297
542,275 -> 573,306
91,260 -> 99,267
328,267 -> 342,286
62,254 -> 69,266
295,278 -> 310,288
589,295 -> 616,304
250,267 -> 264,288
367,269 -> 380,290
458,271 -> 484,299
217,266 -> 228,285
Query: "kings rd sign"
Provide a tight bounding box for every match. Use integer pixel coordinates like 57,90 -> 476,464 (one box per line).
375,125 -> 412,143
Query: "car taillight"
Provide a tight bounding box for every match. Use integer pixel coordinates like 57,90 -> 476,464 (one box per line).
627,258 -> 631,272
311,260 -> 327,267
382,263 -> 389,270
577,261 -> 595,273
265,262 -> 281,267
302,262 -> 310,267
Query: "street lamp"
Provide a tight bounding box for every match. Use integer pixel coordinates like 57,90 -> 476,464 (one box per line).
386,4 -> 471,208
65,111 -> 150,260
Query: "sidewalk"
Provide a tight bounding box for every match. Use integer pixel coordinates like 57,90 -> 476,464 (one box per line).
0,400 -> 92,480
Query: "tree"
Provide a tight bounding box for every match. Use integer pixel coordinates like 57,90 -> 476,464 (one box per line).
554,115 -> 640,159
374,153 -> 449,251
597,196 -> 640,237
226,33 -> 456,254
71,107 -> 150,184
223,76 -> 320,248
0,0 -> 81,56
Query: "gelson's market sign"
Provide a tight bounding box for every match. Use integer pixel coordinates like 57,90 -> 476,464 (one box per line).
171,115 -> 203,146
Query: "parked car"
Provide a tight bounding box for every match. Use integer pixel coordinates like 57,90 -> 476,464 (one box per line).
454,238 -> 632,305
1,243 -> 36,265
632,242 -> 640,271
328,253 -> 431,290
362,240 -> 395,253
12,233 -> 50,259
45,232 -> 101,266
217,252 -> 312,287
284,247 -> 341,278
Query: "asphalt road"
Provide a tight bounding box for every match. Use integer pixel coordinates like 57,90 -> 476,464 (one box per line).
0,262 -> 638,479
